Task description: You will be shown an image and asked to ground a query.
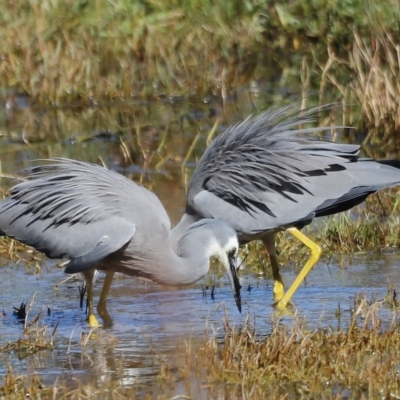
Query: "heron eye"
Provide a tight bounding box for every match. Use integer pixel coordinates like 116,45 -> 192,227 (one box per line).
227,247 -> 237,258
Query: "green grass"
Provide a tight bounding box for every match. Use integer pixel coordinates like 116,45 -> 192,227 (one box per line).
2,0 -> 400,143
1,0 -> 265,102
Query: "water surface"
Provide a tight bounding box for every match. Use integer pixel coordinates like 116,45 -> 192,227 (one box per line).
1,250 -> 400,395
1,83 -> 400,396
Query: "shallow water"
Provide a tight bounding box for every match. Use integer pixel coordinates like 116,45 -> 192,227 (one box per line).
1,250 -> 400,395
1,83 -> 400,396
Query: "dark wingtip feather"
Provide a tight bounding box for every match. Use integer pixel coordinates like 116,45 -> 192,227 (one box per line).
378,159 -> 400,170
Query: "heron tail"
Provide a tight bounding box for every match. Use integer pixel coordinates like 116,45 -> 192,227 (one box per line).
377,159 -> 400,170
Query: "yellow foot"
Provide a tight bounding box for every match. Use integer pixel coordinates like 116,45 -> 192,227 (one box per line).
273,280 -> 285,301
274,297 -> 291,310
275,294 -> 292,309
273,291 -> 295,317
97,303 -> 113,328
87,313 -> 100,327
274,300 -> 295,317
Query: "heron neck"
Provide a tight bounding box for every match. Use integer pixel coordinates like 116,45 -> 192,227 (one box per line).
170,213 -> 200,250
112,220 -> 211,286
163,244 -> 211,286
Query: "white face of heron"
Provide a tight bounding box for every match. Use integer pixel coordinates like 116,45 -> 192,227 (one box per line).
206,234 -> 239,267
204,231 -> 241,312
223,235 -> 239,261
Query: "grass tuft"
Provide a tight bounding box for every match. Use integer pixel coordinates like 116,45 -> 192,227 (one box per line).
198,300 -> 400,398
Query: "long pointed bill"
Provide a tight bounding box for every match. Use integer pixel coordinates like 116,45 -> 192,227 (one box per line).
226,255 -> 242,313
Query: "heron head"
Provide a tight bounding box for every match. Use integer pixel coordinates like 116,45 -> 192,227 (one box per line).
203,221 -> 242,313
218,235 -> 242,313
178,219 -> 242,312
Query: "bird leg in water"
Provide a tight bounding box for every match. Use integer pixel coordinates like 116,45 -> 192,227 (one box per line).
97,270 -> 114,327
82,269 -> 100,327
262,235 -> 285,300
276,227 -> 321,308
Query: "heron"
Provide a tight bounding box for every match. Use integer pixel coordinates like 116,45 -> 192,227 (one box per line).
171,103 -> 400,308
0,159 -> 242,326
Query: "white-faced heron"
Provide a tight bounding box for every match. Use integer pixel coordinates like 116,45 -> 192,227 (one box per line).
171,103 -> 400,308
0,159 -> 241,326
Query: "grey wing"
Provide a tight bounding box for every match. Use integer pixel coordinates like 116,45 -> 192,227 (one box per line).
0,159 -> 151,273
187,105 -> 400,235
63,223 -> 136,273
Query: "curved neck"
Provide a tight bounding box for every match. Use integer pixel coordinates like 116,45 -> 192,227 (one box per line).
114,219 -> 210,286
170,213 -> 200,250
162,244 -> 210,285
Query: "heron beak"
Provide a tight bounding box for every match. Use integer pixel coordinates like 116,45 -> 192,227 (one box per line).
227,254 -> 242,313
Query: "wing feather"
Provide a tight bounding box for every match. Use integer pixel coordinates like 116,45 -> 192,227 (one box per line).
0,159 -> 170,271
187,104 -> 400,235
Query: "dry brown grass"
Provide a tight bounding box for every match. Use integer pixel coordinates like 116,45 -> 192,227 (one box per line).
320,29 -> 400,143
2,297 -> 400,399
197,298 -> 400,399
0,295 -> 57,358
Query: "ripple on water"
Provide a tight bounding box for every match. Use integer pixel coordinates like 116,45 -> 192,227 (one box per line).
1,251 -> 400,390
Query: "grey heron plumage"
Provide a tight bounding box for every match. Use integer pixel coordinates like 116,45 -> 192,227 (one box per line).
0,159 -> 241,326
172,103 -> 400,307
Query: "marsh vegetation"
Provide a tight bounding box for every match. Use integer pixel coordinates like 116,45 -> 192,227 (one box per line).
1,0 -> 400,398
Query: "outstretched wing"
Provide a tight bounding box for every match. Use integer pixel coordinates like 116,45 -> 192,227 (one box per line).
0,159 -> 168,272
186,104 -> 400,235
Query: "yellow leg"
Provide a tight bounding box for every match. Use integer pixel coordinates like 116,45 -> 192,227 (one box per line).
82,270 -> 100,327
276,227 -> 321,308
97,271 -> 114,327
263,235 -> 285,300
